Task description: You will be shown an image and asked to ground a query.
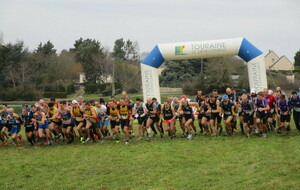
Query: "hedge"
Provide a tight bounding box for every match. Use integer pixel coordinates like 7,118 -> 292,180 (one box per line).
43,92 -> 67,98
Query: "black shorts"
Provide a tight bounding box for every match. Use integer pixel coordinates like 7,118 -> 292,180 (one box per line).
243,114 -> 254,125
74,120 -> 84,126
198,114 -> 204,120
149,116 -> 159,123
6,124 -> 12,132
110,120 -> 119,129
137,116 -> 147,125
238,112 -> 243,117
120,119 -> 129,129
210,113 -> 219,121
203,115 -> 210,120
62,123 -> 75,128
224,114 -> 233,121
280,114 -> 291,123
184,117 -> 194,122
25,125 -> 34,133
267,112 -> 275,118
52,121 -> 62,126
176,116 -> 183,122
256,112 -> 268,123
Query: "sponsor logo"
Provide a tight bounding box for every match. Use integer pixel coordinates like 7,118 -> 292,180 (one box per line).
175,46 -> 187,55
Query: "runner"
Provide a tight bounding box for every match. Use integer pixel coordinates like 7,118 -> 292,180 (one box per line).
58,100 -> 75,144
195,91 -> 204,133
107,100 -> 121,143
7,108 -> 22,148
219,95 -> 236,136
161,100 -> 176,139
0,104 -> 10,146
199,94 -> 211,135
241,94 -> 255,137
276,94 -> 290,134
289,91 -> 300,134
132,98 -> 147,140
253,91 -> 270,137
22,107 -> 35,146
48,102 -> 62,140
177,97 -> 198,140
208,94 -> 220,136
95,101 -> 109,141
73,100 -> 86,141
263,88 -> 277,131
32,107 -> 51,146
117,98 -> 133,145
82,101 -> 97,143
145,97 -> 161,140
212,89 -> 222,134
172,97 -> 185,136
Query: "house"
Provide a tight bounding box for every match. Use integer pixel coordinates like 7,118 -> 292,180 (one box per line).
265,50 -> 294,71
78,72 -> 113,84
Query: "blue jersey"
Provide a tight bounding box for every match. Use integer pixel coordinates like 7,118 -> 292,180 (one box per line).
289,95 -> 300,112
253,97 -> 269,114
277,100 -> 289,114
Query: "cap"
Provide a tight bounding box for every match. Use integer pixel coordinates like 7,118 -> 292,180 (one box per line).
268,90 -> 273,95
180,96 -> 187,99
72,100 -> 78,104
222,95 -> 229,99
250,89 -> 256,93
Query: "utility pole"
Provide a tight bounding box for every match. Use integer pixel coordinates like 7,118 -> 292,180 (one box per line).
112,60 -> 115,96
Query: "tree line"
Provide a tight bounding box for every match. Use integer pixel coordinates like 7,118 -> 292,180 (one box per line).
0,38 -> 141,100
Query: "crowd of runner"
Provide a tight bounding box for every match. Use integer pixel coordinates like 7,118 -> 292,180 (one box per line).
1,87 -> 300,147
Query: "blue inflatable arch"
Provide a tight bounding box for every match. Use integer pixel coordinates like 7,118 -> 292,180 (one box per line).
141,37 -> 267,103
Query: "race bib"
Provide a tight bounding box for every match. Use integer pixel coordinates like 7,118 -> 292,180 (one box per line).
121,114 -> 128,119
294,107 -> 300,112
26,125 -> 32,128
150,114 -> 156,118
111,116 -> 118,121
225,111 -> 231,115
76,117 -> 83,121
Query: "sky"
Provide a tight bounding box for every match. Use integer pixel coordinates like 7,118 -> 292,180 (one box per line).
0,0 -> 299,62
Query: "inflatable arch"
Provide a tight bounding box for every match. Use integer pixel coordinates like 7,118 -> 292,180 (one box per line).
141,37 -> 267,103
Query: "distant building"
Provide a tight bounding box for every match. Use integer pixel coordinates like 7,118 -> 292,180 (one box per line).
0,31 -> 3,45
265,50 -> 294,71
78,72 -> 113,84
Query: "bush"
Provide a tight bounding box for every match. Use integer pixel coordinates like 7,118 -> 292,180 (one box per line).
67,84 -> 75,94
0,88 -> 42,101
127,88 -> 138,94
43,92 -> 67,98
84,83 -> 110,94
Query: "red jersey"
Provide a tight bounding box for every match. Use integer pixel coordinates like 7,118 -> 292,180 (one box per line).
264,94 -> 277,113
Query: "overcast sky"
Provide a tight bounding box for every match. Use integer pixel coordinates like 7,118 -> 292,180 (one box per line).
1,0 -> 299,62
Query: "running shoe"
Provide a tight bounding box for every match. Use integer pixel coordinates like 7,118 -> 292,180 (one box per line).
19,135 -> 23,143
115,140 -> 120,143
2,141 -> 8,147
80,137 -> 85,142
125,141 -> 130,145
233,129 -> 238,133
187,134 -> 192,140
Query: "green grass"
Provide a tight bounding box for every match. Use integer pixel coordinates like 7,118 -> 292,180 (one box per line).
1,121 -> 300,189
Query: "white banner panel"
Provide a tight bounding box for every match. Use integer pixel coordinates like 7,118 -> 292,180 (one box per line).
141,64 -> 161,103
247,54 -> 268,92
158,38 -> 243,60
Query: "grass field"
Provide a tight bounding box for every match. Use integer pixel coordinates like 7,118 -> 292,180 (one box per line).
1,120 -> 300,190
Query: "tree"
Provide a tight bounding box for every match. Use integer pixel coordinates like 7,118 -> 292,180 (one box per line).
112,38 -> 126,61
294,50 -> 300,72
72,38 -> 106,84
